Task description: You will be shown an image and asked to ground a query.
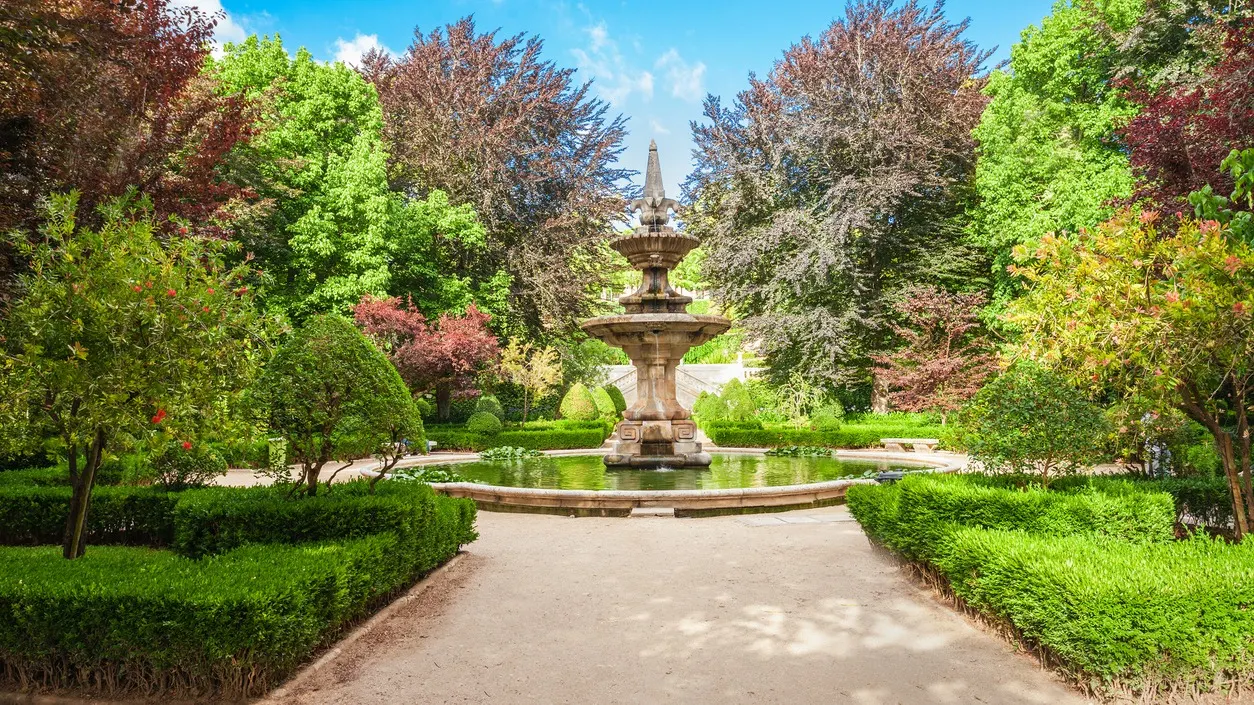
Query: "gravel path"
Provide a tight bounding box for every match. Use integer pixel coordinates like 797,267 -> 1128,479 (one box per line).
268,507 -> 1091,705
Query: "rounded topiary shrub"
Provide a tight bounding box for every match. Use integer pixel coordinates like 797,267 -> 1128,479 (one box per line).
475,394 -> 505,420
152,443 -> 228,490
721,379 -> 757,421
592,386 -> 618,420
559,383 -> 600,421
415,397 -> 433,418
693,391 -> 729,427
810,401 -> 844,431
605,385 -> 627,415
465,411 -> 504,435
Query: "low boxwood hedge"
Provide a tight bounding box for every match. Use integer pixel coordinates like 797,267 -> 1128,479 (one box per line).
847,474 -> 1247,697
427,427 -> 607,452
707,424 -> 945,449
936,529 -> 1254,694
0,536 -> 410,696
0,479 -> 477,697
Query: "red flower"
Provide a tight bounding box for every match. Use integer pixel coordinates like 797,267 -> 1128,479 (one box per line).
151,408 -> 167,424
132,285 -> 142,293
145,281 -> 152,289
167,288 -> 177,297
1225,255 -> 1242,276
1235,302 -> 1248,316
206,288 -> 215,295
202,306 -> 210,312
178,226 -> 188,235
182,441 -> 192,451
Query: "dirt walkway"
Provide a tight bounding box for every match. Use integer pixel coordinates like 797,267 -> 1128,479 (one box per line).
269,507 -> 1090,705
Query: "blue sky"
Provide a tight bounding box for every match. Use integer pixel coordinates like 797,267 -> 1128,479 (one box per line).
190,0 -> 1056,191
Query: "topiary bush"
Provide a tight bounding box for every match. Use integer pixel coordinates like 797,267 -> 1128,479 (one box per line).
809,401 -> 844,431
592,386 -> 618,420
151,444 -> 227,490
465,411 -> 503,435
692,391 -> 729,429
605,385 -> 627,415
474,394 -> 504,420
558,383 -> 600,421
720,378 -> 758,421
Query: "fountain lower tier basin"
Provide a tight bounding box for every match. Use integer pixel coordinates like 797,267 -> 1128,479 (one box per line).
579,313 -> 731,351
412,450 -> 963,517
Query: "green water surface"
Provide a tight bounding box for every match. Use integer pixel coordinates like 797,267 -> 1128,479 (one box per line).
448,453 -> 927,491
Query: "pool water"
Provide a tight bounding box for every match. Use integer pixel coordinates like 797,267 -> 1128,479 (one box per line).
446,453 -> 927,491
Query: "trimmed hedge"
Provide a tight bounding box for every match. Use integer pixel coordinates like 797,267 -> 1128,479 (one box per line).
860,474 -> 1174,560
0,536 -> 409,696
427,427 -> 607,452
937,530 -> 1254,693
0,480 -> 477,697
0,485 -> 178,546
847,474 -> 1248,697
708,423 -> 946,449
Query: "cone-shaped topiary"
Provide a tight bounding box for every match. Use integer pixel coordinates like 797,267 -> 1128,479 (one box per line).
592,386 -> 618,419
692,391 -> 729,428
721,378 -> 757,421
559,383 -> 600,421
605,385 -> 627,415
465,411 -> 503,435
475,394 -> 505,420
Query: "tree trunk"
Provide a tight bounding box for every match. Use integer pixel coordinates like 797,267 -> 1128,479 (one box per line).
871,374 -> 889,414
1217,435 -> 1250,540
436,383 -> 452,421
522,389 -> 531,424
62,428 -> 106,559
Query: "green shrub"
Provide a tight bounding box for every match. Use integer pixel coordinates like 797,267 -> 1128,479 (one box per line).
465,411 -> 503,435
0,537 -> 408,696
558,382 -> 599,421
151,444 -> 227,490
707,424 -> 944,449
935,530 -> 1254,694
954,362 -> 1109,485
692,391 -> 729,428
479,446 -> 542,460
591,386 -> 618,420
809,401 -> 844,431
0,486 -> 178,546
605,385 -> 627,415
474,394 -> 504,420
425,427 -> 607,452
846,483 -> 901,543
415,397 -> 434,418
764,446 -> 832,457
720,378 -> 758,421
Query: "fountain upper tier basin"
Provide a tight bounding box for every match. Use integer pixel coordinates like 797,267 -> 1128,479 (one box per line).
580,313 -> 731,352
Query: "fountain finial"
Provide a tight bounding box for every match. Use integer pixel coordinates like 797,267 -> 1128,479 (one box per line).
630,140 -> 680,228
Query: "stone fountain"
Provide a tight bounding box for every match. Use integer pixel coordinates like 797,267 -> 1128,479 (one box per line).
581,142 -> 731,467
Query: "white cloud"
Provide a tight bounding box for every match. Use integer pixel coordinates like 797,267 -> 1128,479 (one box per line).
571,22 -> 653,106
655,49 -> 707,102
334,33 -> 392,67
649,119 -> 671,135
169,0 -> 246,56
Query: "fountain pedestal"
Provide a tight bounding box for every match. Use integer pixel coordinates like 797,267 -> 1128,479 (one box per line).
581,142 -> 730,468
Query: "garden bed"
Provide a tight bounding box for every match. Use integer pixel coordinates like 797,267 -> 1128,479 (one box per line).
847,474 -> 1253,700
0,475 -> 477,698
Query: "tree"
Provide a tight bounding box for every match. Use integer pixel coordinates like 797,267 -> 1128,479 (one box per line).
1122,20 -> 1254,216
499,340 -> 562,423
209,37 -> 490,321
872,286 -> 996,424
0,0 -> 259,264
968,0 -> 1140,305
954,363 -> 1109,486
687,0 -> 991,389
1005,205 -> 1254,536
352,295 -> 500,419
0,193 -> 272,558
257,315 -> 417,496
360,17 -> 631,334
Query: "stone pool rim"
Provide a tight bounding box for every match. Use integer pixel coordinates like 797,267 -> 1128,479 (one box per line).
371,448 -> 965,517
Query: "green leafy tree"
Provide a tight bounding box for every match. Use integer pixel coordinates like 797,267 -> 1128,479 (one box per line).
500,340 -> 562,423
969,0 -> 1141,305
1006,205 -> 1254,536
257,315 -> 417,496
210,36 -> 488,320
955,363 -> 1108,486
559,383 -> 599,422
0,193 -> 273,558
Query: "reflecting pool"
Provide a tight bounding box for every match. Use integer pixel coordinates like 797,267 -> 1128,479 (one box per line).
446,453 -> 928,491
